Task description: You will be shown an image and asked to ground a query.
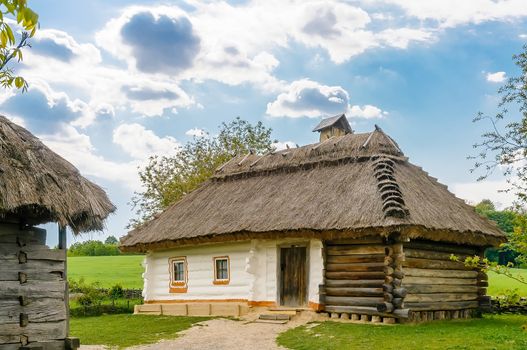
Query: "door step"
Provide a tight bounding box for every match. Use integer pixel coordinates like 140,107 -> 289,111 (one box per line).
252,319 -> 289,324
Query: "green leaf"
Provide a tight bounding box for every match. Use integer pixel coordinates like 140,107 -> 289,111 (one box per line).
14,76 -> 23,88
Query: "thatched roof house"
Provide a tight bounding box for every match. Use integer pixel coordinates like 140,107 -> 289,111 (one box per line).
0,115 -> 114,349
122,117 -> 504,323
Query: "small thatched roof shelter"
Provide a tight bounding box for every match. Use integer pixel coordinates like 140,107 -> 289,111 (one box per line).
121,125 -> 504,252
0,115 -> 115,232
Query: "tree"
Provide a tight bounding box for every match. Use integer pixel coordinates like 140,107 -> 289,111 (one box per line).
104,235 -> 119,245
129,117 -> 275,228
0,1 -> 38,91
471,44 -> 527,205
474,199 -> 519,265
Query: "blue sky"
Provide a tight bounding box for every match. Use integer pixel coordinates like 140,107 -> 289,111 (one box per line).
1,0 -> 526,246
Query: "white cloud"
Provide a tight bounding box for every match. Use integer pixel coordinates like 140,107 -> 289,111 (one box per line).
348,105 -> 387,119
185,128 -> 207,137
266,79 -> 386,119
113,123 -> 180,160
4,114 -> 26,127
384,0 -> 527,28
486,71 -> 507,83
450,179 -> 515,209
39,125 -> 142,190
519,34 -> 527,39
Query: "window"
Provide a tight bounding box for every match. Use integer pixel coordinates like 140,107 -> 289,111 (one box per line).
213,256 -> 230,285
169,257 -> 187,293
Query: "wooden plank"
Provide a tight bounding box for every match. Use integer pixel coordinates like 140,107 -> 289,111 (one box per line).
0,281 -> 65,299
325,271 -> 385,280
0,260 -> 64,282
325,279 -> 384,288
326,263 -> 384,272
403,276 -> 476,285
326,254 -> 385,264
404,241 -> 477,255
404,248 -> 471,261
403,258 -> 471,270
0,299 -> 66,324
404,268 -> 478,278
325,296 -> 384,307
404,284 -> 478,294
325,287 -> 383,297
405,300 -> 479,311
0,321 -> 66,343
326,245 -> 386,256
405,293 -> 478,303
0,227 -> 46,246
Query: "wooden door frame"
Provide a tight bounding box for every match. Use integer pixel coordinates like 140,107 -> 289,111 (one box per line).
277,242 -> 310,307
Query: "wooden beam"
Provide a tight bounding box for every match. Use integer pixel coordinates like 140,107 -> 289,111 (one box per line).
404,268 -> 478,278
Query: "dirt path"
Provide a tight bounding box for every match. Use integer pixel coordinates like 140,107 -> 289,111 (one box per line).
130,311 -> 317,350
80,311 -> 318,350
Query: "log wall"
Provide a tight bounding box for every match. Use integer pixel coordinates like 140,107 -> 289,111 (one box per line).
0,223 -> 67,349
401,240 -> 483,320
322,237 -> 406,322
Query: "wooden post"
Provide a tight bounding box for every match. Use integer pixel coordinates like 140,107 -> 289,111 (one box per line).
59,225 -> 69,337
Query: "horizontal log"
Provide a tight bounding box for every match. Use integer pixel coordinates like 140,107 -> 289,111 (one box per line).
384,293 -> 393,302
325,296 -> 384,307
326,245 -> 386,256
376,302 -> 394,312
403,258 -> 470,270
0,299 -> 66,324
0,340 -> 67,350
326,262 -> 385,272
326,238 -> 383,245
325,287 -> 383,297
325,271 -> 385,280
325,279 -> 384,288
392,270 -> 405,279
393,298 -> 404,308
404,241 -> 477,255
403,248 -> 471,261
384,266 -> 394,275
404,268 -> 478,279
0,226 -> 46,245
326,254 -> 385,264
405,293 -> 478,303
0,320 -> 66,343
0,260 -> 64,282
0,281 -> 65,299
404,276 -> 477,285
382,283 -> 393,293
404,300 -> 479,311
324,305 -> 410,318
404,284 -> 478,294
393,288 -> 407,298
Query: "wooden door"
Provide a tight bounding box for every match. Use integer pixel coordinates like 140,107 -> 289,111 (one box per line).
280,246 -> 307,307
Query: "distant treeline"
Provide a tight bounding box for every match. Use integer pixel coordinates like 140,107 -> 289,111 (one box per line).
68,236 -> 136,256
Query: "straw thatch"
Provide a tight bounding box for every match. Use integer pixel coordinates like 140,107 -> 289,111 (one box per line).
0,116 -> 115,233
121,126 -> 505,252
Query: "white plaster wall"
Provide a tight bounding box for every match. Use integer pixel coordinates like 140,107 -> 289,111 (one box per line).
249,238 -> 324,305
143,241 -> 252,301
143,238 -> 324,306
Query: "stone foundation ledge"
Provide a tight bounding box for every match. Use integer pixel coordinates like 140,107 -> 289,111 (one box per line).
134,302 -> 250,317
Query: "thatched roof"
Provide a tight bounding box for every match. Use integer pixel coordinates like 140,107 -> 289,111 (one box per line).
121,125 -> 505,252
0,116 -> 115,233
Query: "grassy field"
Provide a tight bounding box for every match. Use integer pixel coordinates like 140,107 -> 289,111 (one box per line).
68,255 -> 144,289
487,269 -> 527,296
277,315 -> 527,350
70,314 -> 207,348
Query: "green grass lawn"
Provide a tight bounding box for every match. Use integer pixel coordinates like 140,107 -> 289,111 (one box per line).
68,255 -> 144,289
487,269 -> 527,296
70,314 -> 208,348
277,315 -> 527,350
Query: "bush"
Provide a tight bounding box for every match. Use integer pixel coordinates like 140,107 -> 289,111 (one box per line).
108,284 -> 124,299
